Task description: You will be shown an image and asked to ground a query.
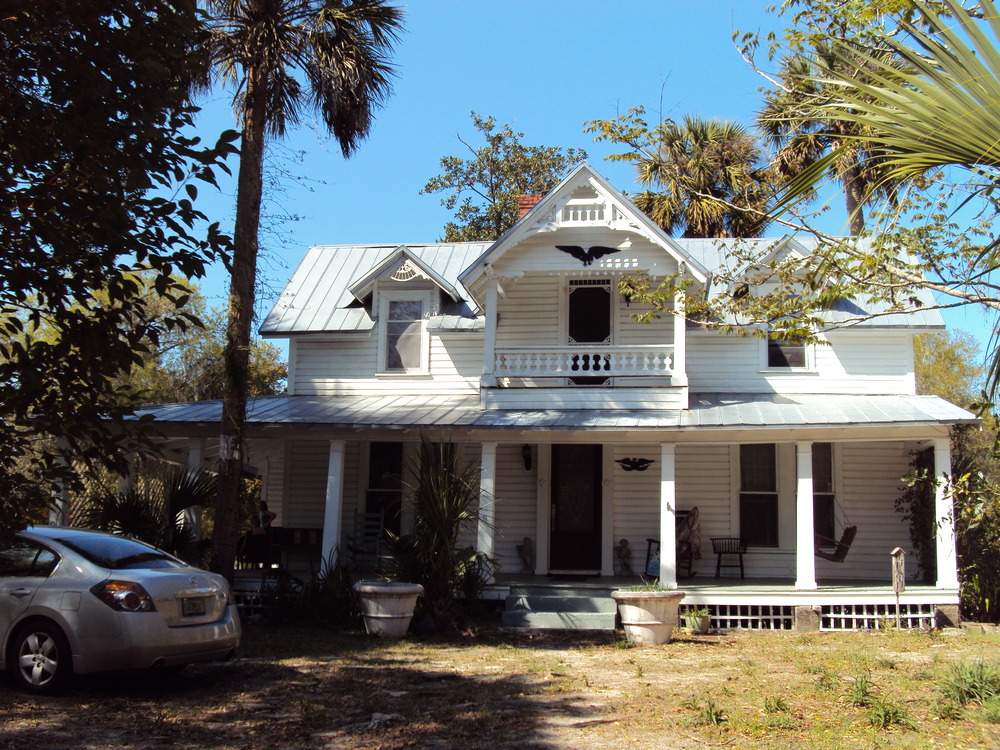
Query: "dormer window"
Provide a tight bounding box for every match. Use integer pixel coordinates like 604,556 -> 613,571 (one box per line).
378,291 -> 431,374
764,331 -> 813,371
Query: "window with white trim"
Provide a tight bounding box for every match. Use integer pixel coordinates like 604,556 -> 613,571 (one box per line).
812,442 -> 836,540
378,291 -> 431,374
739,443 -> 779,547
763,331 -> 812,370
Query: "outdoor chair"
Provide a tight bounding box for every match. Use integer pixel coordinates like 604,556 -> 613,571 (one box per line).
711,537 -> 748,579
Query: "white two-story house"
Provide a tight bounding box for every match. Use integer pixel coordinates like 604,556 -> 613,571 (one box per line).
140,164 -> 974,631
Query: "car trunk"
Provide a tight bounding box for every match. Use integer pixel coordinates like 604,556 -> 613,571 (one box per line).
130,569 -> 230,627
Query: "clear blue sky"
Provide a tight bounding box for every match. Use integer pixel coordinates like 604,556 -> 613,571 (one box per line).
189,0 -> 994,353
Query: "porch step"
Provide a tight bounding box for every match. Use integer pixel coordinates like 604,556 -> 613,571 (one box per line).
501,585 -> 618,631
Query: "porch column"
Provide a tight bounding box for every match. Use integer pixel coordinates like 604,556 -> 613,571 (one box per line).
183,438 -> 205,541
672,291 -> 686,382
795,441 -> 818,590
658,443 -> 678,589
481,277 -> 498,387
934,438 -> 960,589
322,440 -> 346,566
478,442 -> 497,559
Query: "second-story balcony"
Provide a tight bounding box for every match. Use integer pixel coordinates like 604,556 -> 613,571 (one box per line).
494,345 -> 676,379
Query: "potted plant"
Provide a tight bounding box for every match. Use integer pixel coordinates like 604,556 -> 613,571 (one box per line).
353,581 -> 424,637
612,580 -> 685,645
684,605 -> 712,634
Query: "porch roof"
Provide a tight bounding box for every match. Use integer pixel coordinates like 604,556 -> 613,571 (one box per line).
134,392 -> 975,432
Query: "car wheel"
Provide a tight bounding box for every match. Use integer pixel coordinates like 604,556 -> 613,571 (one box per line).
10,621 -> 72,695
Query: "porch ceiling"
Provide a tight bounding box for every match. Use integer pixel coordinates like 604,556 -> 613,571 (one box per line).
133,392 -> 976,434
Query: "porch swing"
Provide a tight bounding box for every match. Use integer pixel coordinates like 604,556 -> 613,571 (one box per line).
814,496 -> 857,563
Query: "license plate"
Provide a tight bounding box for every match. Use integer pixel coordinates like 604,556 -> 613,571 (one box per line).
182,597 -> 207,617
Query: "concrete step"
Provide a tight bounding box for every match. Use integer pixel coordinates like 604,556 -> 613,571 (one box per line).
501,610 -> 617,630
505,594 -> 618,614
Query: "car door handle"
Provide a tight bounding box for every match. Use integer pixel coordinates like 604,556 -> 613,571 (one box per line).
8,588 -> 32,598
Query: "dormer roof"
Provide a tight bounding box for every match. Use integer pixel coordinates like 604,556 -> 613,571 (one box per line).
348,244 -> 463,303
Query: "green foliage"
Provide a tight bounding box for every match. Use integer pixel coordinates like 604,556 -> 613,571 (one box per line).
846,670 -> 877,707
763,695 -> 791,714
682,695 -> 726,726
865,694 -> 915,730
0,0 -> 236,528
937,659 -> 1000,706
73,459 -> 216,561
382,439 -> 492,632
585,108 -> 774,238
422,112 -> 587,242
127,285 -> 287,404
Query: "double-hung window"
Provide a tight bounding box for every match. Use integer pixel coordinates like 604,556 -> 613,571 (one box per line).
739,443 -> 779,547
378,291 -> 430,374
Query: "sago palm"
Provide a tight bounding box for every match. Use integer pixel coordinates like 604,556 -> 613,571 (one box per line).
200,0 -> 403,578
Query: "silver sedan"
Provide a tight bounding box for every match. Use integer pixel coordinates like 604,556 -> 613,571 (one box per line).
0,526 -> 240,694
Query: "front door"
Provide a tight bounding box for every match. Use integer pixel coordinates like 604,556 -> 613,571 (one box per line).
550,444 -> 602,571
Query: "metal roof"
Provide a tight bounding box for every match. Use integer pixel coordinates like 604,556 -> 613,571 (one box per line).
260,235 -> 944,337
135,392 -> 975,432
259,243 -> 490,336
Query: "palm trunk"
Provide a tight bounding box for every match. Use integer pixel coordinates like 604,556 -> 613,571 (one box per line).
211,66 -> 267,581
843,165 -> 866,236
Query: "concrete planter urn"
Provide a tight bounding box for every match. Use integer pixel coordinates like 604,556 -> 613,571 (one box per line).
612,589 -> 685,645
353,582 -> 424,637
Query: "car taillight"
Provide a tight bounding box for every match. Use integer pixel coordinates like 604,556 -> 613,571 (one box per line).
91,580 -> 156,612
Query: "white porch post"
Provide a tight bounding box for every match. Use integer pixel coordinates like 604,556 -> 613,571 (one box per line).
672,291 -> 686,381
183,438 -> 205,541
658,443 -> 678,588
934,438 -> 960,589
795,441 -> 818,590
322,440 -> 346,566
481,277 -> 498,387
478,442 -> 497,559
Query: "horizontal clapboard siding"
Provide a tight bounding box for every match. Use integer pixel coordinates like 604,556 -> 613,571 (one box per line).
495,273 -> 561,349
492,444 -> 538,573
290,334 -> 481,396
834,441 -> 915,581
686,329 -> 915,395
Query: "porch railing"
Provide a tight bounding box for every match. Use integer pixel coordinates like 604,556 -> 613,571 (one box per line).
493,345 -> 675,379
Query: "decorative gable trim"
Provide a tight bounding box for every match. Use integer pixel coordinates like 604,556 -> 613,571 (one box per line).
459,163 -> 710,300
349,245 -> 463,303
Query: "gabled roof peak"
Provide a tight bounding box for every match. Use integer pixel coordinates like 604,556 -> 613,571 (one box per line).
348,244 -> 462,303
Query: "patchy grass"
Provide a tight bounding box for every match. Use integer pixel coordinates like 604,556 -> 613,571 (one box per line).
0,624 -> 998,748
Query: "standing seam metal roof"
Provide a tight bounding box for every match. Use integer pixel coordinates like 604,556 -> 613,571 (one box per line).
134,393 -> 975,431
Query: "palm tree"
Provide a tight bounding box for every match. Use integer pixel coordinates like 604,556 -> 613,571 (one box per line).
772,0 -> 1000,392
758,42 -> 899,235
631,115 -> 772,238
201,0 -> 403,579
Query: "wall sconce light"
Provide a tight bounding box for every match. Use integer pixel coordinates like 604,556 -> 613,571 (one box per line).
522,444 -> 533,471
615,457 -> 654,472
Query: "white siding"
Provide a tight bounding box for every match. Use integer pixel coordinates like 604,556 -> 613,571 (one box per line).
289,334 -> 481,396
686,328 -> 916,394
495,273 -> 561,349
833,441 -> 915,580
493,443 -> 538,573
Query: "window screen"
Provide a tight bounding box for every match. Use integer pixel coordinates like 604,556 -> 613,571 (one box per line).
740,444 -> 779,547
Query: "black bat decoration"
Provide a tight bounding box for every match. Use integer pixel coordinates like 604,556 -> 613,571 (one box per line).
615,457 -> 655,472
556,245 -> 620,266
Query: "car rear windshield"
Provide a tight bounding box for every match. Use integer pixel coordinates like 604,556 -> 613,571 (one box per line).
54,535 -> 185,570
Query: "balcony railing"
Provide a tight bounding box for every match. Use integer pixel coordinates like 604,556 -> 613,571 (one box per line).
493,345 -> 675,379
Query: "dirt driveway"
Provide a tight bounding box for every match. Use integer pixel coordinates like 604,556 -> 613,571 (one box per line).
1,625 -> 998,749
